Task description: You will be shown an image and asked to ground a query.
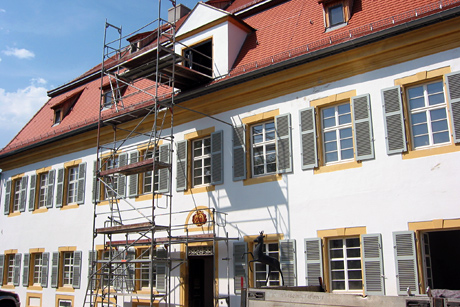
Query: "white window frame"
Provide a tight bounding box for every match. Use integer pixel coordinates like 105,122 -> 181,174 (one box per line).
192,137 -> 212,187
32,253 -> 43,285
253,242 -> 281,287
321,103 -> 354,165
250,121 -> 277,177
6,254 -> 15,285
66,166 -> 78,204
138,248 -> 156,290
12,179 -> 21,212
62,251 -> 74,287
328,237 -> 363,293
406,80 -> 450,149
38,172 -> 49,209
105,157 -> 119,198
142,149 -> 159,194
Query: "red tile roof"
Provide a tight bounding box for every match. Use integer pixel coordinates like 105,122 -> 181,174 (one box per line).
1,0 -> 460,156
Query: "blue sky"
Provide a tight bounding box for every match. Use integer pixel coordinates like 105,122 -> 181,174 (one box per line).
0,0 -> 199,150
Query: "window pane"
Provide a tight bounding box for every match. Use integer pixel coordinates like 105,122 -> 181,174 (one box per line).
428,93 -> 445,106
347,260 -> 362,269
349,280 -> 363,290
346,238 -> 360,247
339,128 -> 352,139
329,5 -> 344,26
430,108 -> 447,121
433,131 -> 450,144
331,261 -> 344,270
346,248 -> 361,258
411,112 -> 427,125
326,152 -> 338,163
427,82 -> 444,105
338,104 -> 350,114
348,270 -> 363,280
341,149 -> 354,160
330,249 -> 343,258
414,135 -> 430,147
340,138 -> 353,149
332,281 -> 345,290
323,117 -> 336,128
431,120 -> 448,133
330,239 -> 342,248
324,131 -> 337,142
332,270 -> 345,280
412,123 -> 428,136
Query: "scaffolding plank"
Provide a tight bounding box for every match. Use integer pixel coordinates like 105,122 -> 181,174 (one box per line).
99,158 -> 170,176
96,222 -> 170,234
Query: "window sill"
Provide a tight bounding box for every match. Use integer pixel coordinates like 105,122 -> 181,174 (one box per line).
60,204 -> 79,210
243,174 -> 281,186
33,207 -> 48,214
325,22 -> 347,32
57,286 -> 75,293
135,193 -> 163,202
184,185 -> 215,195
402,143 -> 460,160
8,211 -> 21,217
1,285 -> 15,289
314,160 -> 362,174
28,285 -> 43,291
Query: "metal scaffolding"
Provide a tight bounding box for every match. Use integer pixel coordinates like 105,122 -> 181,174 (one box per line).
82,2 -> 234,307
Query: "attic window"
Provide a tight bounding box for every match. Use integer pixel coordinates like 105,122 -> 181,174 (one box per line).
184,39 -> 213,77
54,110 -> 62,125
51,90 -> 83,126
319,0 -> 353,30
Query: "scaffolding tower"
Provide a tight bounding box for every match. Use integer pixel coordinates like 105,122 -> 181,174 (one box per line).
83,2 -> 235,307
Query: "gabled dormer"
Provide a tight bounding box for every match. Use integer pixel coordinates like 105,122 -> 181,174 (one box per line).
175,2 -> 254,79
319,0 -> 354,31
50,90 -> 83,126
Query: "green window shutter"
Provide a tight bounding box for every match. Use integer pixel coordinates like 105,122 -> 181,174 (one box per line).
0,254 -> 4,286
28,175 -> 37,211
299,107 -> 318,170
304,238 -> 323,286
93,161 -> 100,203
158,144 -> 171,194
22,253 -> 30,287
362,233 -> 385,295
156,247 -> 167,293
55,168 -> 65,208
275,113 -> 293,173
393,231 -> 419,295
445,71 -> 460,143
125,248 -> 136,291
72,251 -> 82,289
46,169 -> 55,209
19,176 -> 28,212
51,252 -> 59,288
280,239 -> 296,286
128,151 -> 139,197
76,163 -> 86,204
233,241 -> 247,294
13,253 -> 21,286
176,140 -> 188,192
382,86 -> 407,154
352,94 -> 375,161
4,180 -> 11,215
117,154 -> 127,198
232,126 -> 246,181
87,251 -> 97,291
41,252 -> 49,288
211,130 -> 224,185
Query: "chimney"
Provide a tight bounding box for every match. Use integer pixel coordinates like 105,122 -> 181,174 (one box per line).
168,4 -> 191,23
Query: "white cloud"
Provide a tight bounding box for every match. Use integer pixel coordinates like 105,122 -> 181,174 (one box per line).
2,47 -> 35,59
0,80 -> 48,148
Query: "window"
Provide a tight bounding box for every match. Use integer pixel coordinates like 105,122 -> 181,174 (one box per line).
100,155 -> 126,201
300,92 -> 374,171
137,248 -> 156,290
176,130 -> 223,192
232,236 -> 296,293
3,176 -> 28,215
382,70 -> 460,155
51,250 -> 82,289
329,237 -> 362,291
321,103 -> 354,164
54,109 -> 62,125
407,81 -> 450,148
142,149 -> 159,194
32,253 -> 43,285
233,112 -> 292,183
105,158 -> 119,198
184,39 -> 213,77
22,251 -> 49,287
305,231 -> 385,295
0,252 -> 21,287
192,137 -> 211,186
37,173 -> 49,209
28,170 -> 55,212
329,4 -> 344,26
103,91 -> 113,108
55,162 -> 87,207
251,121 -> 277,176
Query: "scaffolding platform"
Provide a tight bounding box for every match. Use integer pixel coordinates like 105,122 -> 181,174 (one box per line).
96,222 -> 170,235
99,158 -> 170,176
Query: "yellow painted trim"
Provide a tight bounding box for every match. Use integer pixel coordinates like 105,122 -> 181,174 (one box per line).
184,127 -> 215,140
55,294 -> 74,306
8,212 -> 21,217
27,285 -> 43,291
314,160 -> 362,174
4,249 -> 18,254
36,166 -> 51,174
402,143 -> 460,159
241,109 -> 280,125
29,248 -> 45,253
2,285 -> 15,289
137,140 -> 163,151
243,174 -> 281,186
132,300 -> 160,307
11,173 -> 24,180
317,226 -> 366,239
60,204 -> 79,210
394,66 -> 451,85
63,159 -> 82,168
33,207 -> 48,214
58,246 -> 77,252
135,193 -> 155,202
56,286 -> 75,293
310,90 -> 356,107
408,218 -> 460,231
98,200 -> 110,206
184,185 -> 215,195
26,292 -> 43,307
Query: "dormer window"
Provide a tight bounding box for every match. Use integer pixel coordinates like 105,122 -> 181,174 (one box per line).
329,4 -> 344,26
184,39 -> 213,77
103,90 -> 113,109
50,90 -> 83,126
54,110 -> 62,125
319,0 -> 354,30
101,83 -> 126,109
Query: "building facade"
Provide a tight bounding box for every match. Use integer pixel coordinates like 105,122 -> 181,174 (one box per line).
1,0 -> 460,306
